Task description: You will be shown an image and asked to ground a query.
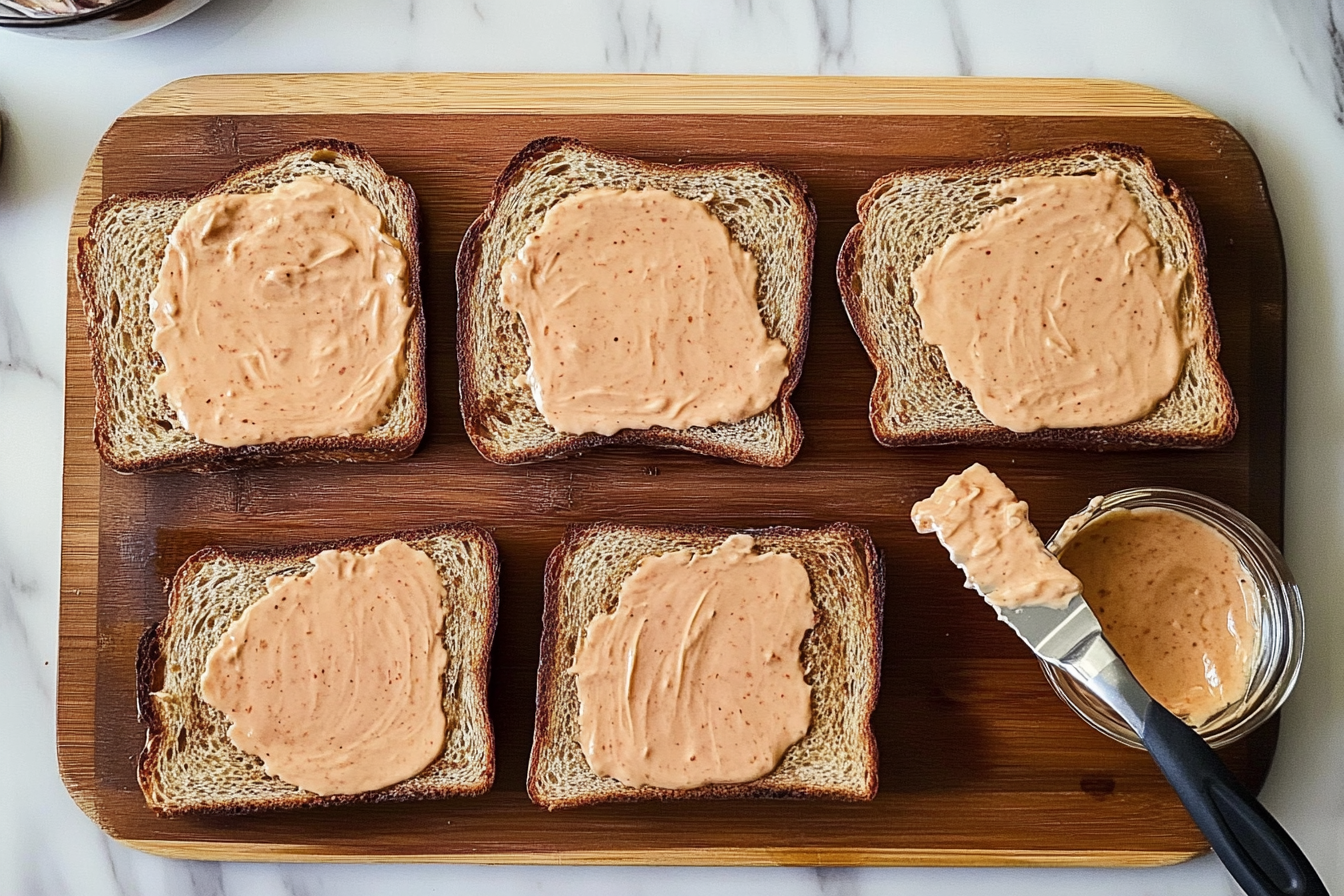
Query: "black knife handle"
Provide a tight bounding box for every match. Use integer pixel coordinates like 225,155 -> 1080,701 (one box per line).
1141,702 -> 1327,896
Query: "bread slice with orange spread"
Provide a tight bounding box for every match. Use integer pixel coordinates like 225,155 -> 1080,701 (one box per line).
527,522 -> 883,809
78,140 -> 426,473
136,524 -> 497,816
456,137 -> 815,467
837,143 -> 1236,450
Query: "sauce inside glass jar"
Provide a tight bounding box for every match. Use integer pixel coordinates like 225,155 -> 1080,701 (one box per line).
1057,506 -> 1258,726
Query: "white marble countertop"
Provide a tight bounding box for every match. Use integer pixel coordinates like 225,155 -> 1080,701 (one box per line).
3,1 -> 1343,893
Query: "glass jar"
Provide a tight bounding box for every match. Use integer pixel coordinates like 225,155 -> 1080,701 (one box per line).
1041,487 -> 1304,749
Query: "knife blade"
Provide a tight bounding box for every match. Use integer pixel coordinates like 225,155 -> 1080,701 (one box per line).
990,594 -> 1152,734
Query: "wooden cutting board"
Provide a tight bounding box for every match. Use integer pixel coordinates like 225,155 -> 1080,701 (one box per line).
58,73 -> 1286,865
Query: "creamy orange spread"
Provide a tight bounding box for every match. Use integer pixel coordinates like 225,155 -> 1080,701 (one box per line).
911,171 -> 1191,432
150,175 -> 412,447
499,188 -> 790,435
1058,507 -> 1257,725
912,463 -> 1081,610
199,539 -> 448,796
570,534 -> 815,790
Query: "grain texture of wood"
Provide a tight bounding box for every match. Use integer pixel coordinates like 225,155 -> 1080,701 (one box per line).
59,74 -> 1285,866
59,155 -> 104,824
127,73 -> 1217,118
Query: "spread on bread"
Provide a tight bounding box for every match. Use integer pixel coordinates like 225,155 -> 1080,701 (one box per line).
912,463 -> 1080,610
499,187 -> 789,436
149,175 -> 412,447
199,538 -> 447,797
911,170 -> 1192,432
569,533 -> 815,790
1057,506 -> 1257,725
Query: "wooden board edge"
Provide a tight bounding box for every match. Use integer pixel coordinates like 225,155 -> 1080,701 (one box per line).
117,839 -> 1208,867
57,150 -> 106,826
121,73 -> 1217,119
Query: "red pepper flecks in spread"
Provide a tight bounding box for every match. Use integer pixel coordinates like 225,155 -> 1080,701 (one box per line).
199,539 -> 447,796
570,534 -> 815,790
911,170 -> 1192,432
150,176 -> 412,447
1058,507 -> 1257,725
499,187 -> 790,436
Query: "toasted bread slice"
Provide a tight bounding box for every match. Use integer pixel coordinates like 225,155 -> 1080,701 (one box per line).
78,140 -> 427,473
456,137 -> 815,467
528,522 -> 883,809
136,524 -> 498,816
837,142 -> 1237,450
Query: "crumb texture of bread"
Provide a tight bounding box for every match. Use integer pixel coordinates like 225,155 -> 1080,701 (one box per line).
457,137 -> 815,467
138,525 -> 497,816
837,143 -> 1237,450
79,140 -> 426,473
527,522 -> 883,809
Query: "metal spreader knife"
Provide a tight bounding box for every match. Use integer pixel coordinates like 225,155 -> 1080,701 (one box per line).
998,595 -> 1323,895
913,464 -> 1326,896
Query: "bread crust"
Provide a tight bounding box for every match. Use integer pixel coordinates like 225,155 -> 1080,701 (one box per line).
836,141 -> 1238,450
78,139 -> 428,473
136,523 -> 498,816
456,136 -> 815,467
527,521 -> 883,809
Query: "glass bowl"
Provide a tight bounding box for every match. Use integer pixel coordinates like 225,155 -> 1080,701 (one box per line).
0,0 -> 212,39
1041,487 -> 1304,750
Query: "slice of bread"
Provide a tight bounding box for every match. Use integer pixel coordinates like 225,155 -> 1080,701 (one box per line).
136,524 -> 498,816
78,140 -> 427,473
837,142 -> 1237,450
528,522 -> 883,809
456,137 -> 815,467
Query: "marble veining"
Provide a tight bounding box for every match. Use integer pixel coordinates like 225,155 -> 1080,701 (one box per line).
1273,0 -> 1344,124
811,0 -> 854,73
1320,0 -> 1342,122
0,555 -> 50,702
2,0 -> 1344,894
608,2 -> 665,71
0,285 -> 57,385
941,0 -> 971,77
